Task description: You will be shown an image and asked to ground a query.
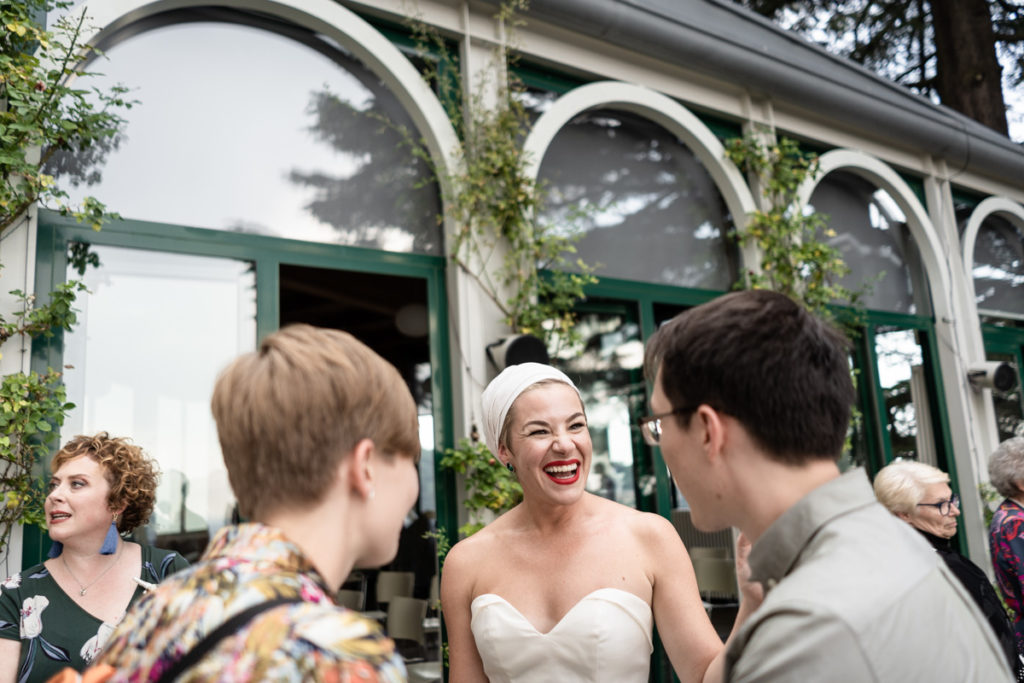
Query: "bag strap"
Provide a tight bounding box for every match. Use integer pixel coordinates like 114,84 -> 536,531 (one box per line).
155,597 -> 301,683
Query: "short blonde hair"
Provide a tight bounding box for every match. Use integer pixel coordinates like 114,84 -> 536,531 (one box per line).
51,432 -> 159,533
989,437 -> 1024,499
211,324 -> 419,519
873,460 -> 949,515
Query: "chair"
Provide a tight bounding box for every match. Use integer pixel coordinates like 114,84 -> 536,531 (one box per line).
692,556 -> 738,601
375,570 -> 415,607
335,588 -> 364,611
387,595 -> 428,646
386,596 -> 440,681
688,546 -> 730,561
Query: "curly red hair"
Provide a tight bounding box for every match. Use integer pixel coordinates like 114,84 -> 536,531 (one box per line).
51,432 -> 159,533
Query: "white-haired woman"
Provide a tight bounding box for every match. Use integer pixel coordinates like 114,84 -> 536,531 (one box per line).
441,363 -> 760,683
990,437 -> 1024,669
875,459 -> 1020,677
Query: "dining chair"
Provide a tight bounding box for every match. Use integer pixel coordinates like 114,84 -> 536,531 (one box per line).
375,570 -> 415,607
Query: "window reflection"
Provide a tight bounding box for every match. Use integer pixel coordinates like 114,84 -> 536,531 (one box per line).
51,20 -> 441,254
550,311 -> 646,509
537,109 -> 737,289
62,245 -> 257,561
973,214 -> 1024,317
874,327 -> 936,464
809,172 -> 929,315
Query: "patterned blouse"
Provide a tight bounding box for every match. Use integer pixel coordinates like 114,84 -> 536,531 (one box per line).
0,546 -> 188,683
991,498 -> 1024,636
96,523 -> 406,682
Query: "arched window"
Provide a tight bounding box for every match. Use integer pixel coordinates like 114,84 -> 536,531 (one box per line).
972,213 -> 1024,318
54,17 -> 442,254
537,109 -> 737,289
809,170 -> 929,315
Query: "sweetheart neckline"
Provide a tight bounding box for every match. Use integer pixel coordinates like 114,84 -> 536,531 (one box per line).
471,587 -> 650,636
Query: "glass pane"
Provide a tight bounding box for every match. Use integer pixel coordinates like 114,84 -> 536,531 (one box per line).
809,171 -> 929,314
537,109 -> 738,289
841,355 -> 871,473
52,21 -> 442,255
987,351 -> 1024,441
550,310 -> 646,509
973,214 -> 1024,318
874,327 -> 937,464
62,245 -> 257,561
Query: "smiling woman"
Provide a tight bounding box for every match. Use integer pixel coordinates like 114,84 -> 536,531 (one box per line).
0,434 -> 189,683
440,363 -> 761,683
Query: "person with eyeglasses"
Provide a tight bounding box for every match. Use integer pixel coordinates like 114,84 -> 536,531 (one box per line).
874,460 -> 1021,678
643,290 -> 1010,682
441,362 -> 761,683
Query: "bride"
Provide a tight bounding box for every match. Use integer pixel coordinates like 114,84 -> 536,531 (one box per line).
441,363 -> 760,683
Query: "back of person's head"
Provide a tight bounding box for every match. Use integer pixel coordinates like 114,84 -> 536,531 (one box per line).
873,460 -> 949,515
53,432 -> 159,533
644,290 -> 855,465
989,436 -> 1024,499
211,324 -> 420,519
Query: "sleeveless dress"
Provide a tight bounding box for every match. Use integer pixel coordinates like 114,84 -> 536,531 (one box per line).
470,587 -> 653,682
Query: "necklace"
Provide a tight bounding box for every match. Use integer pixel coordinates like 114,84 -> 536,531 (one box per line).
61,540 -> 124,596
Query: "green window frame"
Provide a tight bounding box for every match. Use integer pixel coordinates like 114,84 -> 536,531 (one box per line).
22,209 -> 457,567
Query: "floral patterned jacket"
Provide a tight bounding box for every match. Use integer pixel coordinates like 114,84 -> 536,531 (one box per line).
95,523 -> 407,682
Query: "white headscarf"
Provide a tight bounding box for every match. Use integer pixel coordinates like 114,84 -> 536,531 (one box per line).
480,362 -> 580,456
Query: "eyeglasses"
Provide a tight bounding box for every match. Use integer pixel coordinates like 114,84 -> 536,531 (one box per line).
638,408 -> 693,446
916,493 -> 960,516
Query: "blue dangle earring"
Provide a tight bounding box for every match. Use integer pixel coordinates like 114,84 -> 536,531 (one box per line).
100,516 -> 120,555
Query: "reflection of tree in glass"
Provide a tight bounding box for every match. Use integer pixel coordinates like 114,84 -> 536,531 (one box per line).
537,109 -> 736,289
288,77 -> 441,254
973,216 -> 1024,314
44,129 -> 126,190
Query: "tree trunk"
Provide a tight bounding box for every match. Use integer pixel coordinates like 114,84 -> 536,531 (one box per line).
931,0 -> 1008,135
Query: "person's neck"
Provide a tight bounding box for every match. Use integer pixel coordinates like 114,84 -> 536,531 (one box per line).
518,491 -> 593,535
262,505 -> 352,590
734,456 -> 842,543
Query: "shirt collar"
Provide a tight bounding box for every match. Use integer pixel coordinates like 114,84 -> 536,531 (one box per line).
200,522 -> 333,594
748,468 -> 876,588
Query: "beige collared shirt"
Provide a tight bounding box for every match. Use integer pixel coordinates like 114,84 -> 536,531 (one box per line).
725,468 -> 1011,682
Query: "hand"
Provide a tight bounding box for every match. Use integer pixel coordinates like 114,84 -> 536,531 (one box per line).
734,532 -> 764,607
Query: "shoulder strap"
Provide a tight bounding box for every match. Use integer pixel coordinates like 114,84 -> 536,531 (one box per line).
155,597 -> 301,683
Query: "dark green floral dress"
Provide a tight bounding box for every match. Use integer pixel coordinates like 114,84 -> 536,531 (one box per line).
0,546 -> 188,683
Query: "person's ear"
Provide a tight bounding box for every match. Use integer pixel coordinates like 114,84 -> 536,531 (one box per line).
694,404 -> 726,459
497,442 -> 514,470
346,438 -> 376,501
895,510 -> 911,522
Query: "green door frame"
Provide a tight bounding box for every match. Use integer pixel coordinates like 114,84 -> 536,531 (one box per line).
22,210 -> 457,567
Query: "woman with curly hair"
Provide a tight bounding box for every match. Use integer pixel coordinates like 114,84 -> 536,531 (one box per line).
0,433 -> 189,682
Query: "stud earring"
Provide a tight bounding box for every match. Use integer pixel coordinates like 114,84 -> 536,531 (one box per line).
506,462 -> 515,473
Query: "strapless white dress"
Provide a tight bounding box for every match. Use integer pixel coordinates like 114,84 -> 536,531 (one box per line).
470,587 -> 653,682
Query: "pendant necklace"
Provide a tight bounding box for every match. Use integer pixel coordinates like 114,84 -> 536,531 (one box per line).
62,540 -> 124,596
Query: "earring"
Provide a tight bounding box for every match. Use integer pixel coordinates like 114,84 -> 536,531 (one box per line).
47,541 -> 63,559
506,462 -> 515,473
369,489 -> 376,500
100,518 -> 119,555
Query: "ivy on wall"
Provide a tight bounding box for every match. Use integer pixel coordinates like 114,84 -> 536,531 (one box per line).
1,0 -> 129,557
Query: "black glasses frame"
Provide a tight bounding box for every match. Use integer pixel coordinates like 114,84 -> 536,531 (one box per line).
915,493 -> 960,516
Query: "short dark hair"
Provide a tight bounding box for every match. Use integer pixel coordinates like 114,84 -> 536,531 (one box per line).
644,290 -> 855,464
